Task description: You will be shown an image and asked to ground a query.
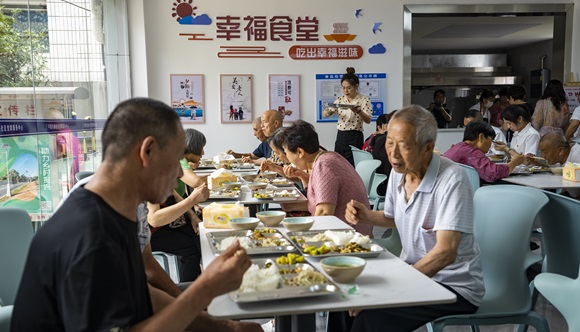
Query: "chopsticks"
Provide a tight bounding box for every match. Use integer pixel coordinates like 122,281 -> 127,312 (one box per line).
530,156 -> 546,161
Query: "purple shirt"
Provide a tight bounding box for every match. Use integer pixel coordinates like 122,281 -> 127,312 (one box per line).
308,152 -> 372,235
443,142 -> 510,183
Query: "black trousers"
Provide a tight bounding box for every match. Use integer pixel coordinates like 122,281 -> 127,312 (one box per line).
150,225 -> 201,282
335,130 -> 363,166
327,283 -> 478,332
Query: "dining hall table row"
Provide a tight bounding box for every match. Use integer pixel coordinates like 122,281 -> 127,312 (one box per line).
199,216 -> 456,332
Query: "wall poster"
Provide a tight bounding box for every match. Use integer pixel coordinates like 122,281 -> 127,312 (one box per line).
220,74 -> 253,123
268,74 -> 300,122
315,73 -> 386,122
170,74 -> 205,123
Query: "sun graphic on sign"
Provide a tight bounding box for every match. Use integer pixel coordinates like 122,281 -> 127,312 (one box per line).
172,0 -> 197,22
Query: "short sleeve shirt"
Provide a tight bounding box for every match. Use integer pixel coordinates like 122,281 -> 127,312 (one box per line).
334,93 -> 373,131
570,106 -> 580,140
253,141 -> 272,159
511,123 -> 540,156
383,154 -> 484,306
308,152 -> 372,235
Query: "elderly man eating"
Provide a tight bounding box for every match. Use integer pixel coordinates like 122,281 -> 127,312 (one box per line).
328,105 -> 484,332
529,133 -> 580,198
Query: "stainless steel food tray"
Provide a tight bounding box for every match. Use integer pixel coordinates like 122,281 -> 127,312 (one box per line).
208,190 -> 240,200
286,229 -> 385,258
229,258 -> 340,303
206,229 -> 296,256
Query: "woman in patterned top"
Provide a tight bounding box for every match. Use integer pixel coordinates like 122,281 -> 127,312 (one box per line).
323,67 -> 373,166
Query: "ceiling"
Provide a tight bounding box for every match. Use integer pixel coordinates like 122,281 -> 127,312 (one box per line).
412,15 -> 554,51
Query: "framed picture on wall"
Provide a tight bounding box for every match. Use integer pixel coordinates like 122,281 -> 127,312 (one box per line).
268,74 -> 300,122
220,74 -> 253,123
170,74 -> 205,123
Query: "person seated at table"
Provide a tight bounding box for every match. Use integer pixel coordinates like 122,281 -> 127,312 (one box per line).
227,117 -> 269,165
368,111 -> 396,196
443,121 -> 524,183
12,97 -> 252,331
279,120 -> 372,236
260,109 -> 286,165
55,176 -> 262,332
329,105 -> 484,332
148,128 -> 211,282
362,113 -> 389,152
464,109 -> 506,156
527,133 -> 580,199
493,104 -> 540,162
179,128 -> 209,193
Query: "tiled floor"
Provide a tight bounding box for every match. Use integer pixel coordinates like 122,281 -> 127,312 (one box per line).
312,295 -> 566,332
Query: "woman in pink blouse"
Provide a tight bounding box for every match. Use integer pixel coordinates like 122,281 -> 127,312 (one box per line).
280,120 -> 372,235
532,79 -> 570,136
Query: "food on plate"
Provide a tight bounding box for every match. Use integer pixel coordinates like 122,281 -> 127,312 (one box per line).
253,228 -> 276,236
219,236 -> 255,250
254,192 -> 273,199
301,242 -> 371,256
210,189 -> 239,197
275,189 -> 296,197
285,270 -> 327,287
275,253 -> 305,265
295,230 -> 371,246
239,264 -> 281,292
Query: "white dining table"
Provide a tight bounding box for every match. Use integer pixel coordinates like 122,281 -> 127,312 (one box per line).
199,216 -> 456,332
502,173 -> 580,189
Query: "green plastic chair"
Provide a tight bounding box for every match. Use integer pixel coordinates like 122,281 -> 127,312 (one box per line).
457,163 -> 480,196
351,146 -> 373,168
369,173 -> 387,210
0,305 -> 12,332
534,264 -> 580,332
354,159 -> 381,196
427,185 -> 549,332
516,191 -> 580,332
0,207 -> 34,306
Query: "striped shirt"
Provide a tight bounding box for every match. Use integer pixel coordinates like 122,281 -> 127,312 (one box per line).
383,154 -> 484,306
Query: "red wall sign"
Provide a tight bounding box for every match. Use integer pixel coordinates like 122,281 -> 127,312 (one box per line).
288,45 -> 363,60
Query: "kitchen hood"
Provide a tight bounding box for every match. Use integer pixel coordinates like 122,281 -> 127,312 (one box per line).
411,54 -> 522,87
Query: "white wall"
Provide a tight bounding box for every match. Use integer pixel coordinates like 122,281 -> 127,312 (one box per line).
128,0 -> 579,158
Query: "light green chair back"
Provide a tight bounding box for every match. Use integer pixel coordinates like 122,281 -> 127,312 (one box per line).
351,147 -> 373,168
354,159 -> 380,196
535,264 -> 580,332
0,207 -> 33,306
457,163 -> 479,196
427,185 -> 549,332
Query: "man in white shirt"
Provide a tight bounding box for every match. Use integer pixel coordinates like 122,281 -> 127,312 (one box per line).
536,133 -> 580,198
328,105 -> 484,332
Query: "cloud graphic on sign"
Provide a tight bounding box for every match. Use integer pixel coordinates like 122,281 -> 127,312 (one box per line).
368,43 -> 386,54
179,14 -> 212,25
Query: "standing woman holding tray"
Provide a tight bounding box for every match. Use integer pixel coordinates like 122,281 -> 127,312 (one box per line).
323,67 -> 373,166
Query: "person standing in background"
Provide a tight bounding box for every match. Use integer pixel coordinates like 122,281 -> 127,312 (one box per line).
532,79 -> 570,137
469,89 -> 496,124
427,89 -> 452,128
323,67 -> 372,166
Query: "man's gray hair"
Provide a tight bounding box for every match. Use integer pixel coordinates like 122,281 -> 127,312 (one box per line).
389,105 -> 437,146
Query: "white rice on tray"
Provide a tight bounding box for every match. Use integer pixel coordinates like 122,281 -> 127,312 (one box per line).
239,264 -> 281,292
219,236 -> 255,250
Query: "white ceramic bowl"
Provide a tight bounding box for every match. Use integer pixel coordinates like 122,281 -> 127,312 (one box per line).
320,256 -> 366,283
281,217 -> 314,232
261,171 -> 278,179
229,217 -> 260,231
256,211 -> 287,227
247,182 -> 268,190
240,172 -> 259,182
550,166 -> 563,175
